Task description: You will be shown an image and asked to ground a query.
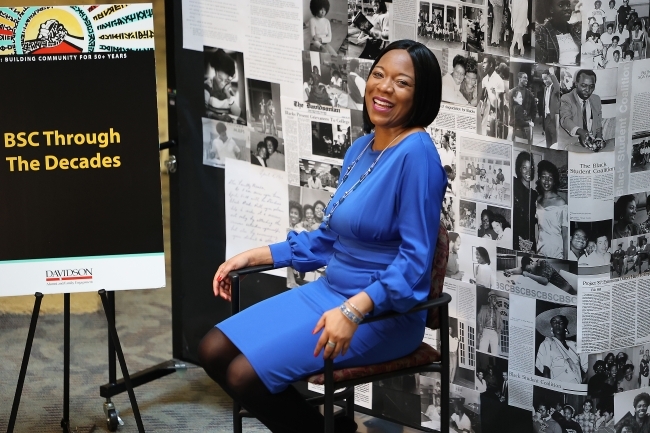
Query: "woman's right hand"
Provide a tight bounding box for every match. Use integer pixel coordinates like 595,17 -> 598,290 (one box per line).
213,253 -> 251,301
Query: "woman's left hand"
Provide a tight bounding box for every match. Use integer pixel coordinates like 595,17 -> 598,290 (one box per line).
313,307 -> 359,359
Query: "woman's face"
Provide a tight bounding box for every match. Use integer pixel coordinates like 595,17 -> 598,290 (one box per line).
289,208 -> 300,225
492,221 -> 503,234
635,399 -> 648,418
258,146 -> 268,158
318,7 -> 327,17
453,236 -> 462,252
265,140 -> 274,155
609,364 -> 618,377
478,372 -> 484,380
605,354 -> 615,364
539,170 -> 555,192
591,23 -> 600,33
305,208 -> 314,221
513,92 -> 523,105
519,159 -> 532,182
451,64 -> 465,86
373,2 -> 379,13
596,236 -> 609,254
475,250 -> 485,264
365,49 -> 415,131
622,199 -> 637,223
551,0 -> 574,23
464,72 -> 478,90
481,214 -> 491,229
314,203 -> 324,218
550,316 -> 567,338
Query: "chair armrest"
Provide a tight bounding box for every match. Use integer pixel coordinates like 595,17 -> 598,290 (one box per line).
361,292 -> 452,324
229,264 -> 277,278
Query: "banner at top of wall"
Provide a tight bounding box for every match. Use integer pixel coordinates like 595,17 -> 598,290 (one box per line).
0,3 -> 164,297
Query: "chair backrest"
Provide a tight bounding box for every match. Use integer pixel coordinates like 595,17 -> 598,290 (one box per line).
426,224 -> 449,330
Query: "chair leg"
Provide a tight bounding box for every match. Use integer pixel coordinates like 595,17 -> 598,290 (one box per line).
345,387 -> 355,421
324,359 -> 335,433
233,400 -> 242,433
440,304 -> 450,433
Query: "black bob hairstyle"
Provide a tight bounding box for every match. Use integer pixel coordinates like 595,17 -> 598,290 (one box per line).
362,39 -> 442,133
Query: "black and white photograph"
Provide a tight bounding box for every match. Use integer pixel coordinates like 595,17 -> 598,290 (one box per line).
528,147 -> 569,260
587,345 -> 649,401
609,234 -> 650,277
204,47 -> 247,124
476,287 -> 509,358
509,62 -> 561,149
302,51 -> 351,108
499,253 -> 578,296
346,0 -> 390,59
581,0 -> 650,68
458,200 -> 477,235
532,387 -> 600,433
631,132 -> 650,172
201,118 -> 249,168
511,146 -> 537,252
346,57 -> 373,111
450,384 -> 482,433
475,352 -> 508,399
477,53 -> 510,139
442,196 -> 457,232
613,192 -> 650,239
303,0 -> 347,55
568,220 -> 612,272
419,371 -> 443,430
458,135 -> 512,208
557,66 -> 618,153
371,374 -> 422,428
452,232 -> 497,288
534,301 -> 587,384
613,386 -> 650,429
440,49 -> 480,107
417,1 -> 485,53
249,131 -> 286,171
286,185 -> 330,286
534,0 -> 581,66
485,0 -> 533,59
349,109 -> 366,143
474,203 -> 512,249
247,79 -> 282,137
451,316 -> 478,390
310,121 -> 351,160
430,127 -> 457,172
299,158 -> 341,191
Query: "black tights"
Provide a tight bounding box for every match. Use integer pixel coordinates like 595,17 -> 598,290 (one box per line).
198,328 -> 331,433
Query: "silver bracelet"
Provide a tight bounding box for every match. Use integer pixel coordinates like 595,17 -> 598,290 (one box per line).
339,304 -> 363,325
346,301 -> 364,318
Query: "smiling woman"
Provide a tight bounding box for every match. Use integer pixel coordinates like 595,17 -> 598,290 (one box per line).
198,40 -> 445,433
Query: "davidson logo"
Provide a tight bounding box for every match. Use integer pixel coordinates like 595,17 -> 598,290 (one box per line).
45,268 -> 93,282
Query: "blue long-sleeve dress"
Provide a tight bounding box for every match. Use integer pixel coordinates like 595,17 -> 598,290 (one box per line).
217,131 -> 447,394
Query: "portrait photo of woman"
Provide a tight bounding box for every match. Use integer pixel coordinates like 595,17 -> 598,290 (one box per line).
512,150 -> 538,252
535,159 -> 568,260
535,0 -> 582,65
613,194 -> 642,239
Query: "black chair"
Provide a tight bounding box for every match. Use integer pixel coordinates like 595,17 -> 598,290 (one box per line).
229,225 -> 452,433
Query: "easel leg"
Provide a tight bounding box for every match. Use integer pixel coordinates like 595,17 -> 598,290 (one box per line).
7,292 -> 44,433
98,289 -> 145,433
61,293 -> 71,432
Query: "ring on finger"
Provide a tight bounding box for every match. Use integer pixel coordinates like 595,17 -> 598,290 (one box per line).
326,341 -> 336,348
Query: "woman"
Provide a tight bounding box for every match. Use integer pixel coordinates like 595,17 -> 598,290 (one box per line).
359,0 -> 389,59
613,195 -> 641,239
492,213 -> 513,249
631,20 -> 645,59
490,0 -> 504,46
423,395 -> 441,429
615,392 -> 650,433
476,370 -> 488,393
535,160 -> 568,260
579,234 -> 611,267
510,0 -> 529,56
470,246 -> 496,289
504,254 -> 576,294
535,0 -> 582,65
535,308 -> 587,384
251,141 -> 268,166
513,152 -> 537,252
478,209 -> 498,240
295,204 -> 316,232
460,57 -> 478,106
199,40 -> 445,433
288,201 -> 303,230
311,200 -> 326,230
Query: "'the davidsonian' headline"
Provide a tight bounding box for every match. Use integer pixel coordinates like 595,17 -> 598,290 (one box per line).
3,129 -> 122,172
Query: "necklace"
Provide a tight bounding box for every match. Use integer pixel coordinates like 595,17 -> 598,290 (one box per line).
322,132 -> 404,229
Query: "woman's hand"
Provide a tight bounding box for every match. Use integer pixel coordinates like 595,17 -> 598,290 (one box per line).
313,307 -> 359,359
213,246 -> 273,301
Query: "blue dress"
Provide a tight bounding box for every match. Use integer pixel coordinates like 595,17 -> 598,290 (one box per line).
217,131 -> 447,394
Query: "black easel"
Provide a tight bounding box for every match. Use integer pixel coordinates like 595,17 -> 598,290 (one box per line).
7,291 -> 145,433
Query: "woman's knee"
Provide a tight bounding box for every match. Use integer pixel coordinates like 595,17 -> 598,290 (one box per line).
197,327 -> 238,368
225,354 -> 262,395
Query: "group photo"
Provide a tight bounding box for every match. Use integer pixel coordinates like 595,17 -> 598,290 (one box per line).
458,136 -> 512,208
346,0 -> 391,59
298,158 -> 341,191
610,234 -> 650,277
417,0 -> 485,52
631,132 -> 650,172
587,346 -> 650,401
247,79 -> 282,137
249,131 -> 285,171
440,49 -> 480,107
568,219 -> 613,272
533,387 -> 608,433
302,51 -> 351,108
